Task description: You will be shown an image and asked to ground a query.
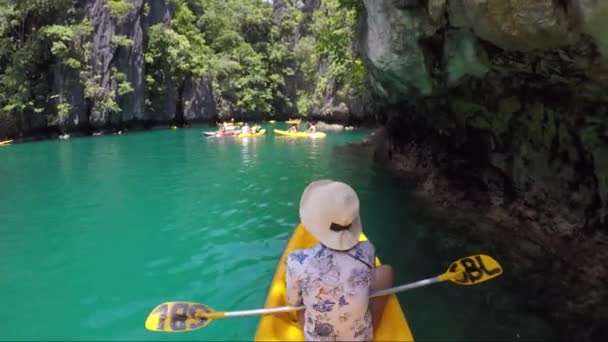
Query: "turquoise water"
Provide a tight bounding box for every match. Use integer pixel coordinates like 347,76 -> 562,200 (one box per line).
0,124 -> 551,340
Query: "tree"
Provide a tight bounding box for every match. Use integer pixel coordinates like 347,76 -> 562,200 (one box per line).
145,0 -> 209,121
0,0 -> 79,133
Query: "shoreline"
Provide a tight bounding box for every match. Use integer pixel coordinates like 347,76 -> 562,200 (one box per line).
1,117 -> 371,145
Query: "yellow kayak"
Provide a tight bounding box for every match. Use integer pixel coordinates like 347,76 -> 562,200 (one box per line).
285,119 -> 301,125
0,139 -> 14,146
274,129 -> 326,139
254,224 -> 414,341
238,129 -> 266,138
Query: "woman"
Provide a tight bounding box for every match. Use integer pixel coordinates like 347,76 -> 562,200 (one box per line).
286,180 -> 393,341
288,124 -> 298,133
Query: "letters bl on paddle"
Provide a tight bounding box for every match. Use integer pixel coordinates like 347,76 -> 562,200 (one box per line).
448,255 -> 502,285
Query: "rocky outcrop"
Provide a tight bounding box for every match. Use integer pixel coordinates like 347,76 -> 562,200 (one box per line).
312,73 -> 377,123
84,0 -> 215,128
148,0 -> 174,25
115,0 -> 145,124
359,0 -> 608,340
182,76 -> 217,122
272,0 -> 374,120
87,0 -> 117,129
52,64 -> 88,132
360,0 -> 434,99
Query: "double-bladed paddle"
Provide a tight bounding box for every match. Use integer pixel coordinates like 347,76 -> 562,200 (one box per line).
145,254 -> 502,332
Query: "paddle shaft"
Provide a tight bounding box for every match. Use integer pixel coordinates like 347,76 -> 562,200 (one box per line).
370,274 -> 445,298
145,255 -> 502,332
211,273 -> 456,319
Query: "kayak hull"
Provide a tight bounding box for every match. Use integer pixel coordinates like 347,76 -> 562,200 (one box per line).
0,139 -> 13,146
273,129 -> 326,139
254,224 -> 414,341
203,131 -> 238,137
238,129 -> 266,138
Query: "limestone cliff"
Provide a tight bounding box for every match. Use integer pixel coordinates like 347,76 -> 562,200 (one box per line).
8,0 -> 217,137
272,0 -> 375,122
87,0 -> 216,129
358,0 -> 608,340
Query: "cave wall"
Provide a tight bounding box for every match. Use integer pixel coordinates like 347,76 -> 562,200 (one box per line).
359,0 -> 608,340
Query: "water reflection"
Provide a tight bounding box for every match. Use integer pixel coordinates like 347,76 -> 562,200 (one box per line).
238,136 -> 262,168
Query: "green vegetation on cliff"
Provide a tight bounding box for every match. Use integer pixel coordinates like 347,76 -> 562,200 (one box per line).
279,0 -> 364,115
0,0 -> 365,137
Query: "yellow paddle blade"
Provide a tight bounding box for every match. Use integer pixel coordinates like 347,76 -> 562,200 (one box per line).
446,254 -> 503,285
145,302 -> 214,332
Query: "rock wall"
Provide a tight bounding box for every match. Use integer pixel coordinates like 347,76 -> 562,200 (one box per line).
115,0 -> 145,124
272,0 -> 375,121
25,0 -> 218,136
51,63 -> 88,132
182,75 -> 218,122
359,0 -> 608,340
88,0 -> 120,129
97,0 -> 215,129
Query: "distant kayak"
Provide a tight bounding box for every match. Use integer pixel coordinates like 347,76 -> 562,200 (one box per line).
285,119 -> 301,125
203,131 -> 238,137
0,139 -> 14,146
274,129 -> 326,138
238,129 -> 266,138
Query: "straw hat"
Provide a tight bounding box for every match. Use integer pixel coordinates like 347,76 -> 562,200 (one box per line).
299,180 -> 362,251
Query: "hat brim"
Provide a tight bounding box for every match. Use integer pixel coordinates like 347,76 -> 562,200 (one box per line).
301,212 -> 362,251
299,180 -> 362,251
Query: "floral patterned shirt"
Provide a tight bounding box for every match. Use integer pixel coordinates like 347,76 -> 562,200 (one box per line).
286,242 -> 375,341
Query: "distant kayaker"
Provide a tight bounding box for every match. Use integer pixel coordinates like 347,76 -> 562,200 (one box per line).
286,180 -> 393,341
306,122 -> 317,133
288,124 -> 298,133
242,123 -> 251,134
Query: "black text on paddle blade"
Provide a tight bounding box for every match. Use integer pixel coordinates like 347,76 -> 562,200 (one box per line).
145,302 -> 213,332
447,255 -> 502,285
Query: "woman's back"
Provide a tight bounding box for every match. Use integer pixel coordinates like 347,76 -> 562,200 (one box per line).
286,241 -> 375,341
